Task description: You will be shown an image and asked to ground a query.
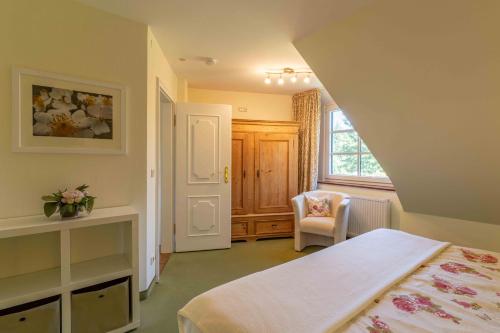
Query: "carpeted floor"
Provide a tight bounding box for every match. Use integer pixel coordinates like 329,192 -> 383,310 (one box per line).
135,238 -> 322,333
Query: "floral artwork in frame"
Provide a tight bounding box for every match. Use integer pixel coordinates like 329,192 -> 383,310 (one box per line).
32,85 -> 113,139
12,67 -> 126,154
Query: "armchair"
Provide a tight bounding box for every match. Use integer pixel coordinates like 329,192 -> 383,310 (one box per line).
292,191 -> 350,251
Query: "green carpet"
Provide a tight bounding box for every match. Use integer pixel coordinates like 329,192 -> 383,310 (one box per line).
136,238 -> 322,333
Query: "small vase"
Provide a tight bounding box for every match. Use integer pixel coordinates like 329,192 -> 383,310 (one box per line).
60,206 -> 81,220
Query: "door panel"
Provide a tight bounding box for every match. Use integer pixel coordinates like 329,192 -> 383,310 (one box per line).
231,132 -> 254,215
189,115 -> 219,183
175,103 -> 232,252
187,195 -> 220,236
254,133 -> 298,213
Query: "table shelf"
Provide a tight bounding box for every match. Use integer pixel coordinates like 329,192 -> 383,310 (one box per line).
0,267 -> 61,309
70,254 -> 132,290
0,206 -> 140,333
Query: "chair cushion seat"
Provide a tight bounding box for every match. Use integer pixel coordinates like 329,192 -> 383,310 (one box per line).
299,217 -> 335,237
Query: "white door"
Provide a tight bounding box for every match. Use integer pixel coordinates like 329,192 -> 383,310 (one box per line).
175,102 -> 232,252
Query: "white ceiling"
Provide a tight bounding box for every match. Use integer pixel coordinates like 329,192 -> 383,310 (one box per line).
77,0 -> 372,97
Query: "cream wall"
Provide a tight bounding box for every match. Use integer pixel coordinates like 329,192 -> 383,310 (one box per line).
188,88 -> 293,121
0,0 -> 176,291
146,28 -> 178,287
319,184 -> 500,252
295,0 -> 500,225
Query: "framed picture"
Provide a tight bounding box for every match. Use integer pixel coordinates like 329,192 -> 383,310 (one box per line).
12,67 -> 127,154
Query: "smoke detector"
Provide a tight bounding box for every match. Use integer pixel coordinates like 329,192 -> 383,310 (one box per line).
178,56 -> 218,66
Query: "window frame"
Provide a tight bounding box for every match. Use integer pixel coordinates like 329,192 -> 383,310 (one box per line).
321,107 -> 394,190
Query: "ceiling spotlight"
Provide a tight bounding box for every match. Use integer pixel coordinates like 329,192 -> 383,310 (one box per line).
278,75 -> 284,85
290,75 -> 297,83
264,76 -> 271,84
303,75 -> 311,84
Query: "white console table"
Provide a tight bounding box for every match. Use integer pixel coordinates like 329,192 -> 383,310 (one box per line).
0,206 -> 140,333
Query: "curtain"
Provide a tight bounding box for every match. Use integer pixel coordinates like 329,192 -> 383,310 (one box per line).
292,88 -> 321,193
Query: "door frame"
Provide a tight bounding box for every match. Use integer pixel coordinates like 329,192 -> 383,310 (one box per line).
155,77 -> 175,281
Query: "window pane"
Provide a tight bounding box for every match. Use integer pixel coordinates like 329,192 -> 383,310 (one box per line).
360,139 -> 370,153
361,154 -> 387,177
331,154 -> 358,176
331,111 -> 353,131
332,131 -> 358,153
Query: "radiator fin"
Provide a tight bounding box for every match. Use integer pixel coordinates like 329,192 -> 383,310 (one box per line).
348,196 -> 391,237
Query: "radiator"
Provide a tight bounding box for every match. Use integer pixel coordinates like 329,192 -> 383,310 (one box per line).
347,196 -> 391,237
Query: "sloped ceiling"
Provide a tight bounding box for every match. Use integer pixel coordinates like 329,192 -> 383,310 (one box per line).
294,0 -> 500,225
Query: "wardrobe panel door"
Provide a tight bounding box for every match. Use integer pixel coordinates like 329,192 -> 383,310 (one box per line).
254,133 -> 297,213
231,132 -> 254,215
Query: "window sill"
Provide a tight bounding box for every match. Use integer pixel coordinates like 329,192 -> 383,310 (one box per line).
318,179 -> 395,191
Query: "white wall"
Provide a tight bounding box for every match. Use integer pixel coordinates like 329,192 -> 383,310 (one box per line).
0,0 -> 179,292
319,183 -> 500,252
145,28 -> 178,288
188,88 -> 293,121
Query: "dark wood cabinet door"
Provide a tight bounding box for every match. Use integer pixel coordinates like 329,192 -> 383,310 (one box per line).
254,133 -> 298,213
231,132 -> 254,215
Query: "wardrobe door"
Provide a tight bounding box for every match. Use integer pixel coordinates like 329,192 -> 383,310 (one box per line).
231,132 -> 254,215
254,133 -> 298,213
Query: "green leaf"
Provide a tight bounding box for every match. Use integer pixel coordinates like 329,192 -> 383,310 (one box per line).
44,202 -> 58,217
86,197 -> 95,213
59,204 -> 67,216
42,195 -> 58,202
76,184 -> 89,192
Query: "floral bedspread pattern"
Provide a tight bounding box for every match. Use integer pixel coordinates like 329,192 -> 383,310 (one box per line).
338,246 -> 500,332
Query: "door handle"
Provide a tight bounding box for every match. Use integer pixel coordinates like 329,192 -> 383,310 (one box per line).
224,166 -> 229,183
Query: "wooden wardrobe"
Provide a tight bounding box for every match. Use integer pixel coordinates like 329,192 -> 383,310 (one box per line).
231,119 -> 299,240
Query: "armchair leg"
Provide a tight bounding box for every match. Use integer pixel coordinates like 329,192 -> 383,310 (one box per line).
294,232 -> 306,251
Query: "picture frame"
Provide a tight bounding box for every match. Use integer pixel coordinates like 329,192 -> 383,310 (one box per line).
12,67 -> 127,154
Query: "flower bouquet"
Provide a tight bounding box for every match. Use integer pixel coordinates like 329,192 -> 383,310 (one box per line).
42,185 -> 95,219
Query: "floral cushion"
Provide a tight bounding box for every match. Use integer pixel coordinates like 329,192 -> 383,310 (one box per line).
305,196 -> 331,217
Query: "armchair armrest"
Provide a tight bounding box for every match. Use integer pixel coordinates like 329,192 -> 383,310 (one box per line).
333,198 -> 350,245
292,194 -> 307,251
291,194 -> 307,227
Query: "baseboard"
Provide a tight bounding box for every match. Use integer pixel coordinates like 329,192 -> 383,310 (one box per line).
139,279 -> 156,300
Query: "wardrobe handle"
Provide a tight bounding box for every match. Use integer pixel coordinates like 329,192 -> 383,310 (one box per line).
243,170 -> 246,178
256,170 -> 260,178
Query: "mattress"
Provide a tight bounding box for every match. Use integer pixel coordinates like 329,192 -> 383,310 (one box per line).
177,229 -> 499,333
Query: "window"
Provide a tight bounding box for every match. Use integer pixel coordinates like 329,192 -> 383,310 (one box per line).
324,109 -> 392,188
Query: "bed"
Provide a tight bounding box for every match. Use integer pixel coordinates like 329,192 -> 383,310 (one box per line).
178,229 -> 500,333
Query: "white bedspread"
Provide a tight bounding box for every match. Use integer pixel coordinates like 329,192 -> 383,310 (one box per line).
177,229 -> 449,333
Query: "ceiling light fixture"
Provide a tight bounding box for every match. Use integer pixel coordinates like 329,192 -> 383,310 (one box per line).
263,67 -> 312,86
278,75 -> 284,85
